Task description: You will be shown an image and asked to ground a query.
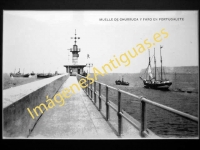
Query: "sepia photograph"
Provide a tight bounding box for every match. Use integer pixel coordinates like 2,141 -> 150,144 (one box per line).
2,10 -> 198,139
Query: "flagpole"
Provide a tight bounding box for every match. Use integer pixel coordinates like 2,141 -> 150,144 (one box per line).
86,54 -> 93,74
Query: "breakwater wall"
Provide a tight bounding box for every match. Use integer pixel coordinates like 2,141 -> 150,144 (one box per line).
3,74 -> 69,138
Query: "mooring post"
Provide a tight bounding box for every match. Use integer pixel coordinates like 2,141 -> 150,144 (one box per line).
94,81 -> 96,104
99,83 -> 101,111
118,89 -> 122,136
106,85 -> 109,121
140,98 -> 147,137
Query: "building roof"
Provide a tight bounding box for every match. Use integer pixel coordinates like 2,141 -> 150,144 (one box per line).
64,64 -> 86,67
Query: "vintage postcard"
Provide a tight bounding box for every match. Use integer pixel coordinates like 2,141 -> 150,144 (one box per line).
3,10 -> 198,139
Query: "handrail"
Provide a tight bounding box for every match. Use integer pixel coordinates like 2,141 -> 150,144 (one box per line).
76,74 -> 198,137
141,97 -> 198,122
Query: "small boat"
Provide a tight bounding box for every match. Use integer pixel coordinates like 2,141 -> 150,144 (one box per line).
30,72 -> 35,76
140,46 -> 172,90
37,74 -> 49,78
115,80 -> 121,85
121,80 -> 129,86
37,73 -> 54,78
23,74 -> 30,77
48,73 -> 54,77
115,76 -> 129,86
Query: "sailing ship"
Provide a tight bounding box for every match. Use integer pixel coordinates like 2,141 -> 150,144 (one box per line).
115,76 -> 129,86
140,46 -> 172,90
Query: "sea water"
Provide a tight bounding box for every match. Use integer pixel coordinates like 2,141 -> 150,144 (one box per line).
95,73 -> 198,138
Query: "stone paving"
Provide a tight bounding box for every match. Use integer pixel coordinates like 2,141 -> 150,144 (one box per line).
29,76 -> 160,139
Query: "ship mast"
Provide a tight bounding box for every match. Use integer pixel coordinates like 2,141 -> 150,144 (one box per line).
148,49 -> 151,66
160,45 -> 163,80
154,48 -> 156,80
148,49 -> 151,80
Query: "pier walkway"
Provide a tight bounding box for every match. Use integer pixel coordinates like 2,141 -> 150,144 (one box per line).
29,76 -> 159,139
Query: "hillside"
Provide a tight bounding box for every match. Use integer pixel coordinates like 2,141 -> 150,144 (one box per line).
140,66 -> 198,74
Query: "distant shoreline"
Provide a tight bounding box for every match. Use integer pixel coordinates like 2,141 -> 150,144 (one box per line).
140,66 -> 198,74
3,73 -> 42,90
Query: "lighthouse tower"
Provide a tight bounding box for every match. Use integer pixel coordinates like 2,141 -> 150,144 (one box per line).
70,29 -> 81,64
64,30 -> 86,76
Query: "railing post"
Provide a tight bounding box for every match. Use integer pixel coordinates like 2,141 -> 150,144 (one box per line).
89,80 -> 91,99
83,77 -> 86,93
87,78 -> 89,96
118,90 -> 122,136
140,98 -> 147,137
91,81 -> 93,101
99,83 -> 101,111
94,81 -> 96,104
106,85 -> 109,121
86,78 -> 88,95
84,77 -> 87,93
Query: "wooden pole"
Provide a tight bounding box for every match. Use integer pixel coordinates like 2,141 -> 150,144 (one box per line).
154,48 -> 156,80
99,83 -> 101,111
118,90 -> 122,136
106,86 -> 109,121
160,45 -> 163,80
88,79 -> 90,98
140,100 -> 147,137
94,81 -> 96,104
87,78 -> 89,96
90,80 -> 93,100
148,49 -> 151,80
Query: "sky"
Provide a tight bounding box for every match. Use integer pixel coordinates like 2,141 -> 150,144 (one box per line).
3,11 -> 198,74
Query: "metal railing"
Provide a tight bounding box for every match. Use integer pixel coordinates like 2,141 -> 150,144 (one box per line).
77,74 -> 198,137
